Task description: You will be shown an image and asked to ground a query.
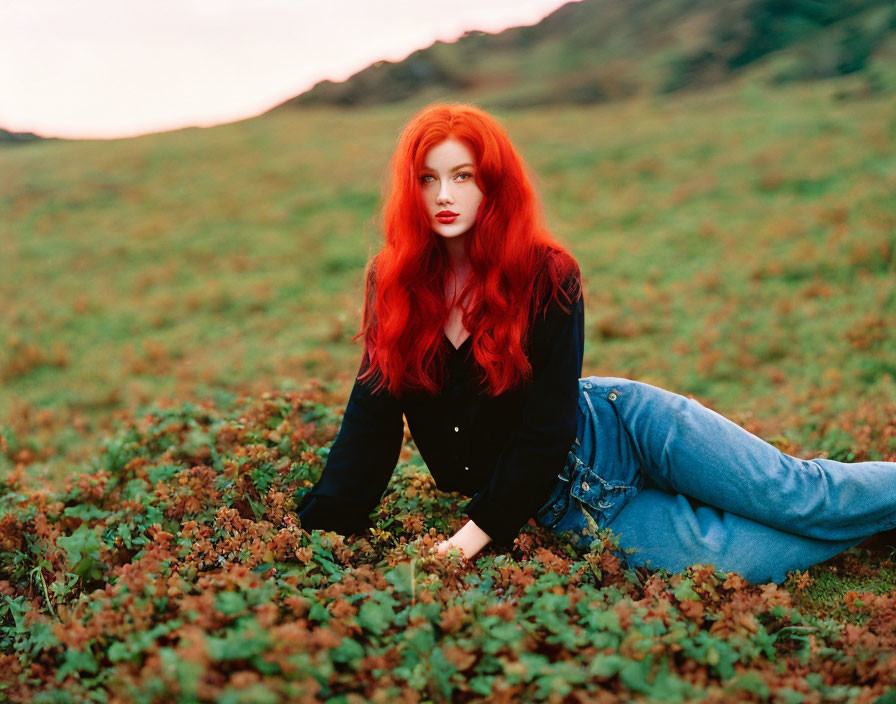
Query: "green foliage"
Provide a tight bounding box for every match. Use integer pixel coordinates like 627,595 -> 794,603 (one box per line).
1,385 -> 892,702
357,592 -> 398,637
56,525 -> 106,581
206,617 -> 271,662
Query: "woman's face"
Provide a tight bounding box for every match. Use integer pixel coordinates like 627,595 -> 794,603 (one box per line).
419,137 -> 484,241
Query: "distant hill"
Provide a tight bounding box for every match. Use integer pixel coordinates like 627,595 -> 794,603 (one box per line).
270,0 -> 895,110
0,128 -> 49,145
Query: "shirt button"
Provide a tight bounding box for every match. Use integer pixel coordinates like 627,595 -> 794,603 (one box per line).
583,381 -> 592,389
581,481 -> 590,491
454,426 -> 459,432
464,466 -> 469,471
607,392 -> 617,401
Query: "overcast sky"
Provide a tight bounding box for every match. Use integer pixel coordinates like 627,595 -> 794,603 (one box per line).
0,0 -> 574,140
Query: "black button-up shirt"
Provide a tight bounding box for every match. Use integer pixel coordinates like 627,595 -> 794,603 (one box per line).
295,271 -> 585,548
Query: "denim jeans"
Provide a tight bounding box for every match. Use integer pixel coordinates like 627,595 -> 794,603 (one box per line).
533,376 -> 896,584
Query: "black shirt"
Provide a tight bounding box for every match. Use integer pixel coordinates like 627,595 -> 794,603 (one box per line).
295,271 -> 585,549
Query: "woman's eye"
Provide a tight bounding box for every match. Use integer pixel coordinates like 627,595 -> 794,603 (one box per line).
419,172 -> 473,183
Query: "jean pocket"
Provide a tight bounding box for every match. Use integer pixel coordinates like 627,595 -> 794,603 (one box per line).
569,462 -> 639,529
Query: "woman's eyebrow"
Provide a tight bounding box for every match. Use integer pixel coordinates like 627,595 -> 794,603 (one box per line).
421,162 -> 475,172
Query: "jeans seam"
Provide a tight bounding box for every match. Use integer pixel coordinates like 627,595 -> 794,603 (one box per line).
601,385 -> 651,477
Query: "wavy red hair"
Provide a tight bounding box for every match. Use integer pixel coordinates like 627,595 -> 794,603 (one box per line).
355,102 -> 581,398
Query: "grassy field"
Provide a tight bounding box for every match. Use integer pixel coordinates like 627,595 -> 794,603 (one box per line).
2,70 -> 894,491
2,65 -> 896,701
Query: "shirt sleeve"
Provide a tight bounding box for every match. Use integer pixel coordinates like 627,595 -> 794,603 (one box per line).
461,273 -> 585,548
295,359 -> 405,536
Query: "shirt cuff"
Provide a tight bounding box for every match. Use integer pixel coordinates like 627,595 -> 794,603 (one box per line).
296,493 -> 374,536
461,495 -> 531,549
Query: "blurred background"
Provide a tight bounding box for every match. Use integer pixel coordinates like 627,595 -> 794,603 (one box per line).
2,0 -> 895,494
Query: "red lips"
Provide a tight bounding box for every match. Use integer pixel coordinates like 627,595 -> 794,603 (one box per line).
436,210 -> 458,217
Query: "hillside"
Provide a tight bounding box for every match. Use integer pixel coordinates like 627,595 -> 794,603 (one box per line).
0,128 -> 48,144
270,0 -> 896,110
2,75 -> 894,496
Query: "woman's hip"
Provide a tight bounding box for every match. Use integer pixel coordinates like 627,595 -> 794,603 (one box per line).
534,376 -> 648,544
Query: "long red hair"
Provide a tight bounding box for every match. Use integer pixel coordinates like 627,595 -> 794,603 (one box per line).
355,102 -> 581,398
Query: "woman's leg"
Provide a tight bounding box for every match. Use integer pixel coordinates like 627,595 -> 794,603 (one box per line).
580,377 -> 896,542
607,487 -> 865,585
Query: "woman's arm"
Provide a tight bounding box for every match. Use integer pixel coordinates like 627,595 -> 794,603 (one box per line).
296,360 -> 404,536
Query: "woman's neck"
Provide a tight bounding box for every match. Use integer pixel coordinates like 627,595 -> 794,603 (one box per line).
441,232 -> 473,308
443,232 -> 469,272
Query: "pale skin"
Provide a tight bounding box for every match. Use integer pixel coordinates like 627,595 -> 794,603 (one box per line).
420,138 -> 538,562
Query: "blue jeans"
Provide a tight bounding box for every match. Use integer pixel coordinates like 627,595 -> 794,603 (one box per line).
533,377 -> 896,584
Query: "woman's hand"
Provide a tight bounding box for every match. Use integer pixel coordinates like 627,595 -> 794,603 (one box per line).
435,518 -> 492,561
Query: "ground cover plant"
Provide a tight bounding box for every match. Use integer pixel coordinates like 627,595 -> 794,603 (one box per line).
1,54 -> 895,703
2,386 -> 896,703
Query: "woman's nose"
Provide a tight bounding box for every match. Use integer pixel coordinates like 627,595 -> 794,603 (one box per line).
436,183 -> 453,204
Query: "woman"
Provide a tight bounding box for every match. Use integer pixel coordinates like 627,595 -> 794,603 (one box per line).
296,102 -> 896,585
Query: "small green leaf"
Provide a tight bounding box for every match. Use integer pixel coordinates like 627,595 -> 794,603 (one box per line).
589,653 -> 625,678
56,646 -> 98,682
357,598 -> 393,636
56,525 -> 105,581
329,636 -> 365,667
672,577 -> 699,601
215,591 -> 247,616
62,504 -> 109,521
469,675 -> 495,696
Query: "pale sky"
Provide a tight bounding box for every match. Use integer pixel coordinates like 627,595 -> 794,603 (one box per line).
0,0 -> 575,140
